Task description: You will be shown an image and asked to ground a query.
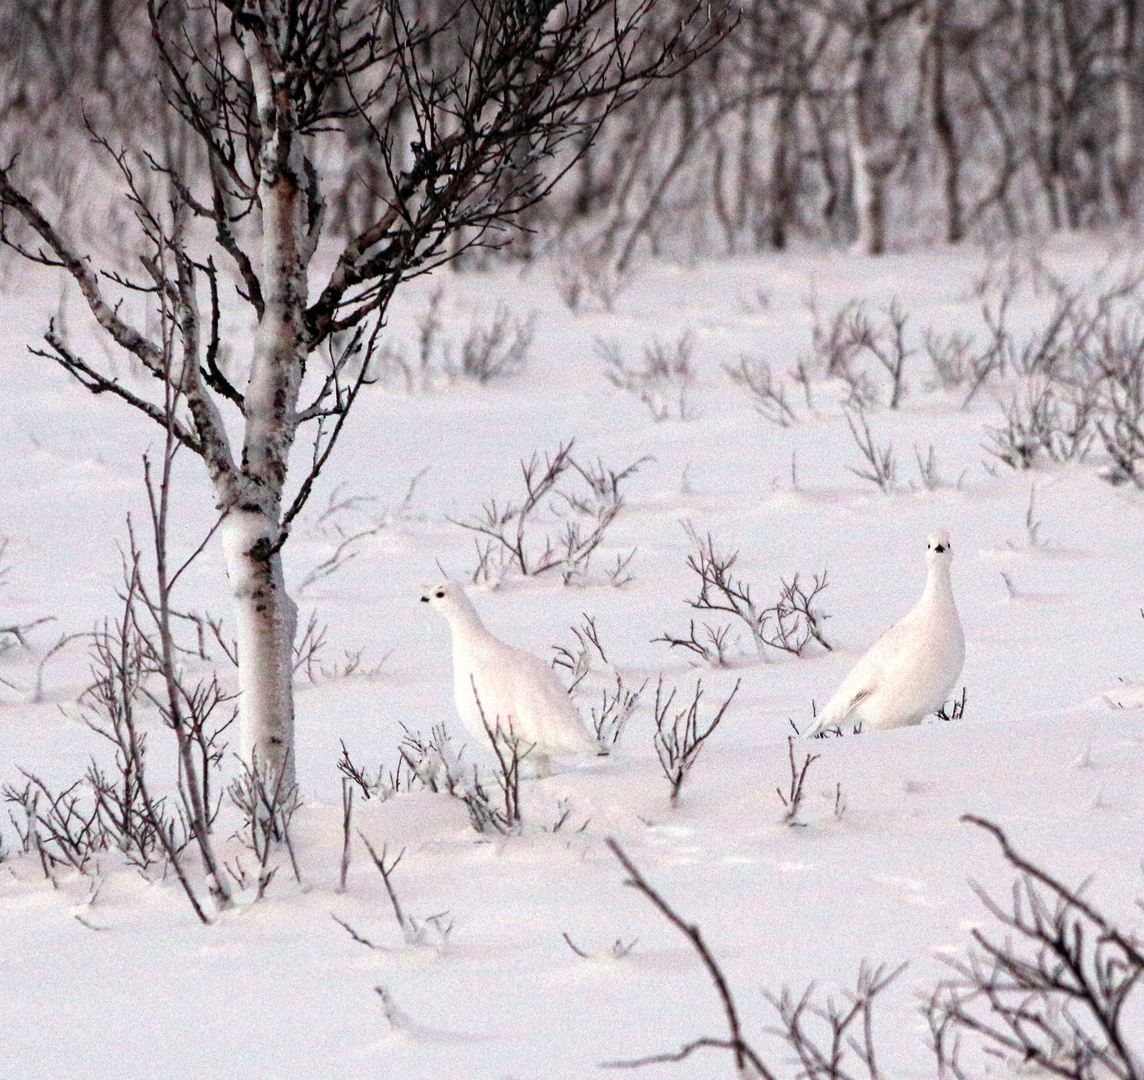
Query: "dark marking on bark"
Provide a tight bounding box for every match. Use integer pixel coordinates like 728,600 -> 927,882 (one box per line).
248,536 -> 276,564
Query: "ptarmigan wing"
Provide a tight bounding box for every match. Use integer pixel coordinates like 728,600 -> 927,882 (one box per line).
458,639 -> 595,756
497,644 -> 598,755
804,609 -> 922,735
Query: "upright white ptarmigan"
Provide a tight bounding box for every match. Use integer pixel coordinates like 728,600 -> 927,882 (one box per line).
421,582 -> 599,772
803,530 -> 965,736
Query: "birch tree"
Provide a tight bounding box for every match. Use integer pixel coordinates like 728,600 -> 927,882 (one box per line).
0,0 -> 723,787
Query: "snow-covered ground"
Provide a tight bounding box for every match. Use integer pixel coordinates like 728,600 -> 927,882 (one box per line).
1,235 -> 1142,1079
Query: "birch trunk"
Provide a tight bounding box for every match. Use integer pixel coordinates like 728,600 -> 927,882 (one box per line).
847,17 -> 888,257
221,511 -> 298,786
929,0 -> 963,243
1113,0 -> 1138,217
848,90 -> 888,256
225,10 -> 319,788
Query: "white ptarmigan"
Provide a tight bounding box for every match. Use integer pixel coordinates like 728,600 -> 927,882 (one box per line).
420,582 -> 599,772
803,530 -> 965,736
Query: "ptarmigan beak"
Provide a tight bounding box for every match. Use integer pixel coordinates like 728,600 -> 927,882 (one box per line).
420,595 -> 430,603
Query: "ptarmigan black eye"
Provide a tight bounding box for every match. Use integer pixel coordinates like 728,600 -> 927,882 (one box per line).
436,590 -> 445,598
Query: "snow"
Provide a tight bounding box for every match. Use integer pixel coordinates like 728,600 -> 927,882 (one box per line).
2,234 -> 1143,1078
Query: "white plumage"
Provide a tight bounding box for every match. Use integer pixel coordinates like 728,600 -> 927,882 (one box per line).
804,530 -> 965,736
420,582 -> 599,771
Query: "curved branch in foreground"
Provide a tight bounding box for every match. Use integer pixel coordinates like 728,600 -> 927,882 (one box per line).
604,838 -> 776,1078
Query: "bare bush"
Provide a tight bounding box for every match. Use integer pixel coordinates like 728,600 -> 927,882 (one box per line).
2,524 -> 233,921
1092,315 -> 1144,485
928,816 -> 1142,1080
84,607 -> 227,876
375,295 -> 536,390
600,333 -> 697,421
808,298 -> 866,383
652,676 -> 740,805
767,962 -> 908,1080
283,608 -> 389,684
555,250 -> 632,314
807,299 -> 912,409
984,380 -> 1097,469
776,736 -> 819,826
924,330 -> 977,391
297,472 -> 429,593
3,774 -> 101,880
226,752 -> 301,900
337,739 -> 417,804
914,444 -> 943,491
852,300 -> 912,409
468,691 -> 532,832
461,306 -> 536,384
452,440 -> 645,585
553,614 -> 646,748
845,408 -> 897,492
656,526 -> 831,664
725,354 -> 799,426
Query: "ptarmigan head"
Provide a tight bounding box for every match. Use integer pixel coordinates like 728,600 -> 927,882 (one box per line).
420,580 -> 478,623
925,530 -> 953,568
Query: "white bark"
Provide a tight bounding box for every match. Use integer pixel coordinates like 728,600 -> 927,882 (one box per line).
215,6 -> 320,787
1114,1 -> 1138,216
221,511 -> 298,787
847,92 -> 888,256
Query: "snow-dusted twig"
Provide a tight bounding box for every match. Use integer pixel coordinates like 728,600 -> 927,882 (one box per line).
591,672 -> 647,748
653,677 -> 740,805
656,526 -> 831,663
845,408 -> 897,492
0,615 -> 55,654
725,354 -> 798,426
600,333 -> 697,421
350,833 -> 451,947
227,751 -> 301,899
562,930 -> 638,961
914,444 -> 942,490
553,615 -> 645,749
776,736 -> 819,826
935,686 -> 967,722
552,613 -> 609,693
451,440 -> 645,585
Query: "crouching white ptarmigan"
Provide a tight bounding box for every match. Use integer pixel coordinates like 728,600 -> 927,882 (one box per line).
420,582 -> 600,773
803,530 -> 965,736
